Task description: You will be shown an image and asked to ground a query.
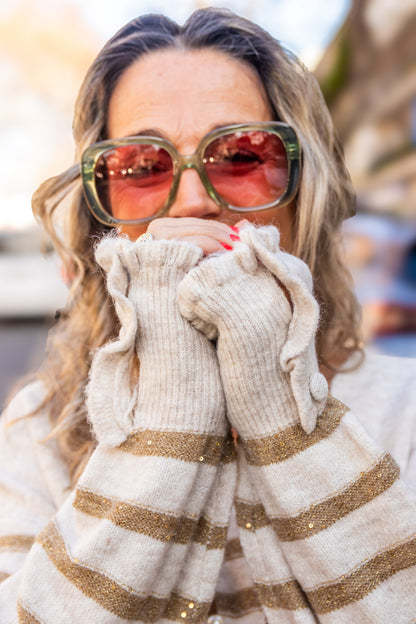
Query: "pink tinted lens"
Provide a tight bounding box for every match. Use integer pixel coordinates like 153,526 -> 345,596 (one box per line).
94,143 -> 174,220
204,130 -> 288,208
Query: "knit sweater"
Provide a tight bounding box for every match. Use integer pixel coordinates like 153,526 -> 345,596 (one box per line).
0,226 -> 415,624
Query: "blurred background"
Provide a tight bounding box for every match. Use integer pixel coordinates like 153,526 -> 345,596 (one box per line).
1,0 -> 415,407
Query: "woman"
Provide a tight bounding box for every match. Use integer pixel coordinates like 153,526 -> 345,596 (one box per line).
1,8 -> 416,623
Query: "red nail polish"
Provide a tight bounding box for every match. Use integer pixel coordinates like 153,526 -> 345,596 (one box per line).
231,226 -> 239,233
230,234 -> 240,242
220,242 -> 233,250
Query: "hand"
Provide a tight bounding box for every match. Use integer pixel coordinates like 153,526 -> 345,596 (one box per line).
148,217 -> 240,255
87,236 -> 228,446
178,224 -> 328,436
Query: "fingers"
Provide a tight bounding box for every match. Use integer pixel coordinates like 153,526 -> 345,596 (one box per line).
234,219 -> 251,230
147,217 -> 240,255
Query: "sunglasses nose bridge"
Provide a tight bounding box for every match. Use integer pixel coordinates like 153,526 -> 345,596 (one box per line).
178,152 -> 201,172
175,152 -> 207,187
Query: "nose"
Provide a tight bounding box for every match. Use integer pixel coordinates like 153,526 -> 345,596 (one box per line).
167,168 -> 222,219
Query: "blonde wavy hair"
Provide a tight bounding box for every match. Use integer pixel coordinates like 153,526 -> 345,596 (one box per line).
30,8 -> 360,483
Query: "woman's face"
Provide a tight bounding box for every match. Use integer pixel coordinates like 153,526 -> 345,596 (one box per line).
107,48 -> 295,249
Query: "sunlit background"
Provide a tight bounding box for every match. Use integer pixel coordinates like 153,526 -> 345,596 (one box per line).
0,0 -> 351,232
1,0 -> 415,404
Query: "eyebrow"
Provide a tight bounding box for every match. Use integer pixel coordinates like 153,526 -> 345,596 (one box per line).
122,122 -> 247,141
125,129 -> 166,139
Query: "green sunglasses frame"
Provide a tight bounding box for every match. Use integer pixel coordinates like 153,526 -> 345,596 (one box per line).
81,121 -> 301,226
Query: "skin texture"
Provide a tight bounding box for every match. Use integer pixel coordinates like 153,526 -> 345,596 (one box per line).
107,48 -> 296,252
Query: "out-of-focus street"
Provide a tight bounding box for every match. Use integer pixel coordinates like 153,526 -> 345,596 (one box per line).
0,319 -> 51,408
0,228 -> 67,407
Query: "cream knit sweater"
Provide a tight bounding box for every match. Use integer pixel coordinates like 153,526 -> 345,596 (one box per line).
0,225 -> 415,624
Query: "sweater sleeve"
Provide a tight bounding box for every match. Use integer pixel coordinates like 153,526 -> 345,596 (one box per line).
178,224 -> 416,624
0,237 -> 237,624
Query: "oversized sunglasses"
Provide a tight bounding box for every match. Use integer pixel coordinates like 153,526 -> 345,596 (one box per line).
81,122 -> 301,226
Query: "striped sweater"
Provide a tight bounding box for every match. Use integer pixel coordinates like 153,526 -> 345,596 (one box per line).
0,228 -> 415,623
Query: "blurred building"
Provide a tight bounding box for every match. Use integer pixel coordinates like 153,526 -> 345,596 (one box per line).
314,0 -> 416,353
314,0 -> 416,219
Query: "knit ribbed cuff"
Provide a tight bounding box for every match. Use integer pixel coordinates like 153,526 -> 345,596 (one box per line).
178,225 -> 327,436
238,225 -> 328,433
87,236 -> 226,446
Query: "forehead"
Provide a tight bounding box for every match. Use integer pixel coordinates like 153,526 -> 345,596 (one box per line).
107,48 -> 273,141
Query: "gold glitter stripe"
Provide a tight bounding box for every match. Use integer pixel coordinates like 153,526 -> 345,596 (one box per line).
192,515 -> 228,550
243,396 -> 348,465
37,521 -> 210,622
119,430 -> 236,465
308,535 -> 416,613
0,535 -> 35,551
214,587 -> 262,616
17,602 -> 42,624
235,500 -> 270,532
0,571 -> 10,583
74,488 -> 227,549
224,538 -> 244,561
236,455 -> 399,541
255,580 -> 309,611
275,454 -> 400,541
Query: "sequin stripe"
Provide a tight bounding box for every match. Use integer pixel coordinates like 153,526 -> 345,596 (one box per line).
213,587 -> 263,617
254,580 -> 309,611
17,602 -> 43,624
236,454 -> 400,541
224,537 -> 244,561
242,396 -> 348,466
118,429 -> 236,465
235,500 -> 270,532
0,571 -> 10,582
0,535 -> 35,551
37,520 -> 210,622
74,488 -> 227,549
193,515 -> 228,550
275,453 -> 400,541
307,535 -> 416,614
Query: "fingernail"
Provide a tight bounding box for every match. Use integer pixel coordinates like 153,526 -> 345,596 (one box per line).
230,234 -> 240,242
220,242 -> 233,250
230,226 -> 239,233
